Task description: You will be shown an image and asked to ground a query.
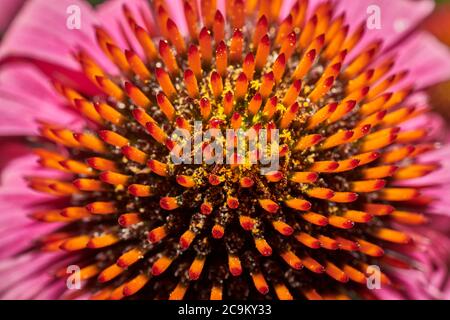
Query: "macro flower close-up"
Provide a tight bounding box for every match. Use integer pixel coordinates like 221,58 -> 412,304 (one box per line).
0,0 -> 450,302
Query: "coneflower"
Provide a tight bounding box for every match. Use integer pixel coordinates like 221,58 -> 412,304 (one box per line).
0,0 -> 450,300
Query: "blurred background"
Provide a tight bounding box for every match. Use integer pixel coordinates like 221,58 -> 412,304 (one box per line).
1,0 -> 449,120
422,0 -> 450,122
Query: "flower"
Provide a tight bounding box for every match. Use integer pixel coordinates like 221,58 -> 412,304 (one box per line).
1,0 -> 450,300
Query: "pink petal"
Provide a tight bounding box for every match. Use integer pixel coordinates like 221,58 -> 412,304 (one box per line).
0,252 -> 73,299
335,0 -> 434,50
393,228 -> 450,299
0,62 -> 83,136
383,32 -> 450,89
0,0 -> 116,82
401,112 -> 447,141
0,139 -> 29,171
0,0 -> 25,33
0,153 -> 70,258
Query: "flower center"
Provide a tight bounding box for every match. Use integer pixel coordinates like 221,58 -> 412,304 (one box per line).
29,0 -> 433,300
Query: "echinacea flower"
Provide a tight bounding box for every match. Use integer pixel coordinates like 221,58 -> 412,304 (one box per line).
1,0 -> 450,300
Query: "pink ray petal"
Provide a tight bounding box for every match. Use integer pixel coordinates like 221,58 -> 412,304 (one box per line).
0,62 -> 84,136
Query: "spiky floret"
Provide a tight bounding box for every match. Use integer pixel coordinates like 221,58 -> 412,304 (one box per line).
29,0 -> 437,300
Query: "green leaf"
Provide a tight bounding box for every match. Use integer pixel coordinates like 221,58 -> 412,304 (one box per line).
88,0 -> 106,6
